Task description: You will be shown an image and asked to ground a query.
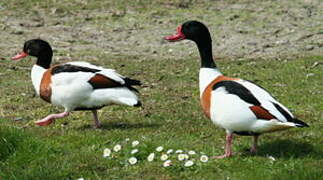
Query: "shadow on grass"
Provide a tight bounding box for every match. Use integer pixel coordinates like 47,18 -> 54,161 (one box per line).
78,122 -> 160,130
254,139 -> 322,159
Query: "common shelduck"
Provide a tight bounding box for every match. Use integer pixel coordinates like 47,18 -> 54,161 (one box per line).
165,21 -> 309,158
12,39 -> 142,128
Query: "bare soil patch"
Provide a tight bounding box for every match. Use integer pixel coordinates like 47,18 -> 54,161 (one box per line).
0,0 -> 322,61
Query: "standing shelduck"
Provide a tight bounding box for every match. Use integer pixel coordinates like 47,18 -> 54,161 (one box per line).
165,21 -> 309,158
12,39 -> 141,128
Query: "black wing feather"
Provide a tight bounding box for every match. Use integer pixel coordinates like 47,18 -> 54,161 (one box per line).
123,78 -> 141,93
212,81 -> 261,106
51,64 -> 100,75
272,102 -> 309,127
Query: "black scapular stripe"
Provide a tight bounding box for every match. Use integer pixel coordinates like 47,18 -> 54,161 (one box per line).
272,102 -> 309,127
212,81 -> 261,106
51,64 -> 100,75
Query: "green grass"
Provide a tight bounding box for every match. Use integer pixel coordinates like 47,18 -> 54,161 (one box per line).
1,55 -> 322,179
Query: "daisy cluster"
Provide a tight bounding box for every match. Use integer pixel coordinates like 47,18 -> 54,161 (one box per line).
102,139 -> 209,168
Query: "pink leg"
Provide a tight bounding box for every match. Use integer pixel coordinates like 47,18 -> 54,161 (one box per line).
92,110 -> 101,128
250,135 -> 259,154
35,112 -> 70,126
212,133 -> 234,159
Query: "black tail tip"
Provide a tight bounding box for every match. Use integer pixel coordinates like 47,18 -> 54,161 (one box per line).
134,101 -> 142,107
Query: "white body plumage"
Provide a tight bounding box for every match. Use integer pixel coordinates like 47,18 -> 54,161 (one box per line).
31,61 -> 139,112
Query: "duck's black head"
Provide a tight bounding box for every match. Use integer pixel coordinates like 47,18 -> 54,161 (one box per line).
165,20 -> 212,44
12,39 -> 53,69
165,21 -> 215,68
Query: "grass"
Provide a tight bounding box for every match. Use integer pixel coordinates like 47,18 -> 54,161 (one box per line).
1,55 -> 322,179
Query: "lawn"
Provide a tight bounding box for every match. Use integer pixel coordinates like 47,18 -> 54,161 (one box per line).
1,55 -> 322,179
1,0 -> 323,179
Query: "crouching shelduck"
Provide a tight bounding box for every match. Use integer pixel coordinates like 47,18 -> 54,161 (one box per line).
12,39 -> 142,128
165,21 -> 309,158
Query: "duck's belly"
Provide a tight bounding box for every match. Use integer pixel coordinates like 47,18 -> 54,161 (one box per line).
50,83 -> 93,111
209,90 -> 257,133
51,86 -> 138,111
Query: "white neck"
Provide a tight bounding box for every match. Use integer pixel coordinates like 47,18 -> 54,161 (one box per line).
199,67 -> 222,97
31,65 -> 46,95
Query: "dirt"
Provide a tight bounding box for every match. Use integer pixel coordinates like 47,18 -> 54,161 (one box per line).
0,0 -> 322,62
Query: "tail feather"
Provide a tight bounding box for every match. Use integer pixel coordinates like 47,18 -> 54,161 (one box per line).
134,101 -> 142,107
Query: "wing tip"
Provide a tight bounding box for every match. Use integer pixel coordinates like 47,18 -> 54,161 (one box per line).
124,77 -> 141,93
293,118 -> 309,127
124,78 -> 142,86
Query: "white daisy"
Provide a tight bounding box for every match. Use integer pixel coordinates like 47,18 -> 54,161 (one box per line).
113,144 -> 122,152
125,138 -> 130,142
184,160 -> 194,167
160,154 -> 169,161
184,154 -> 189,159
166,149 -> 174,154
188,150 -> 196,155
178,154 -> 188,161
200,155 -> 209,163
128,157 -> 137,165
156,146 -> 163,152
267,155 -> 276,161
132,140 -> 139,147
163,160 -> 172,167
131,149 -> 139,154
103,148 -> 111,158
147,153 -> 155,162
175,149 -> 183,153
77,178 -> 84,180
